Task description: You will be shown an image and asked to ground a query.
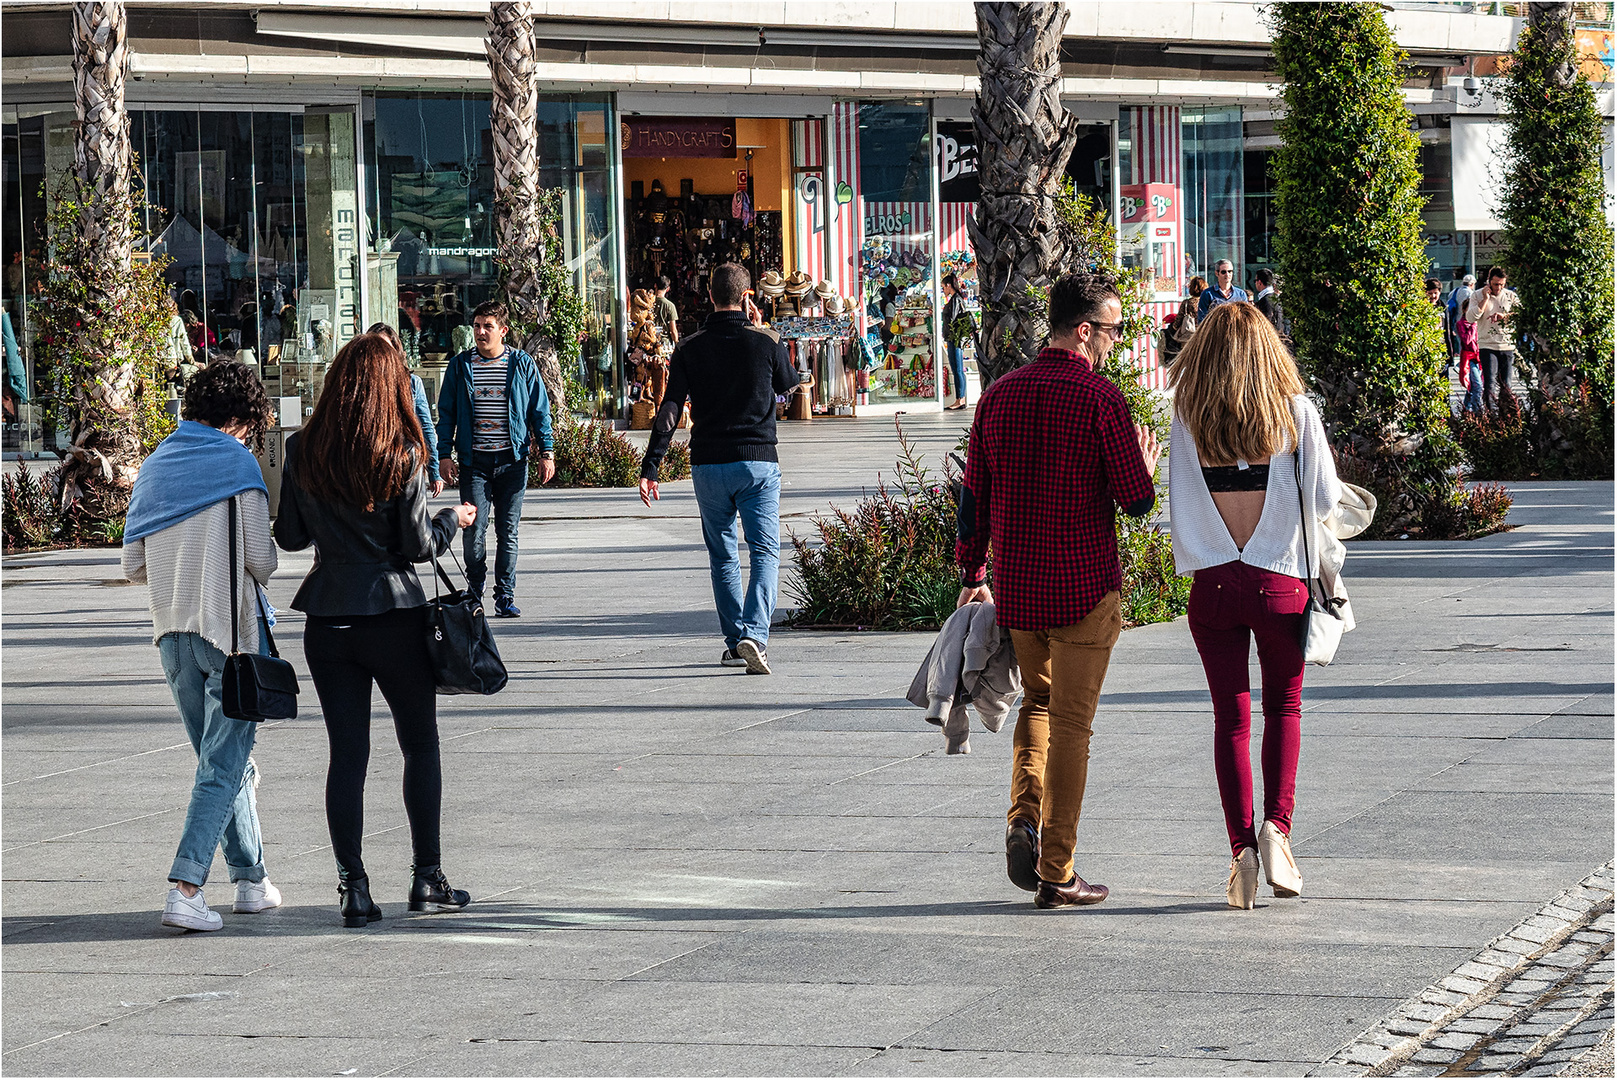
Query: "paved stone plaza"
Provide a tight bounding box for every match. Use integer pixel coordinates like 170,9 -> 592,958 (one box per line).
2,414 -> 1612,1076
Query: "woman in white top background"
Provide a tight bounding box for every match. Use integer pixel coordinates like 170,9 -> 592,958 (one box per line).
1167,302 -> 1342,910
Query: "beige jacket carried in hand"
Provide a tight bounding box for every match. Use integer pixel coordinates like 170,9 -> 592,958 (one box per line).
906,601 -> 1021,755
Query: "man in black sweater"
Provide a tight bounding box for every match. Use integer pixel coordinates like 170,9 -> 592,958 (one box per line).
639,263 -> 799,675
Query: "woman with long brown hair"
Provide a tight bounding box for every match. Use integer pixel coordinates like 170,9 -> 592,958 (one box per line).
274,332 -> 477,927
1167,302 -> 1342,910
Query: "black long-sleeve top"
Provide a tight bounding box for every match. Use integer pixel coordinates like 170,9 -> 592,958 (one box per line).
640,310 -> 799,480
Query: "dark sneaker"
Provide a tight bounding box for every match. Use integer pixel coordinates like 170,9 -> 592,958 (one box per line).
1006,818 -> 1040,892
720,649 -> 749,668
408,867 -> 470,913
494,596 -> 521,618
735,638 -> 770,675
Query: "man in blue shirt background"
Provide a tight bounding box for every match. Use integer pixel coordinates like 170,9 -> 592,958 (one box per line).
1197,259 -> 1248,321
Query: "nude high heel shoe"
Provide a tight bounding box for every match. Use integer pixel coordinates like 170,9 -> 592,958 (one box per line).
1226,848 -> 1259,909
1259,820 -> 1302,897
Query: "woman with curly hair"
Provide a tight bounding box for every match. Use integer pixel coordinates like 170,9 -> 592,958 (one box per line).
274,333 -> 476,928
122,361 -> 283,932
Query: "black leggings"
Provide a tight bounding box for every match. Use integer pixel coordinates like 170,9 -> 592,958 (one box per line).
304,606 -> 440,879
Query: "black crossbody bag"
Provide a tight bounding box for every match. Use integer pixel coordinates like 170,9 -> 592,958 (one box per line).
221,495 -> 300,721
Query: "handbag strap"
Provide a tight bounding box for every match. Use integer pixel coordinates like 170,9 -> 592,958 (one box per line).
1294,430 -> 1318,597
227,494 -> 282,659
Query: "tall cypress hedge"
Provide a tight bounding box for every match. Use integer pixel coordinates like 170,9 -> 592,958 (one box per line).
1270,2 -> 1457,531
1499,2 -> 1615,476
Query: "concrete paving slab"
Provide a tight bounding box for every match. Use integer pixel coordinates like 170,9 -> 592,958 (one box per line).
2,419 -> 1610,1076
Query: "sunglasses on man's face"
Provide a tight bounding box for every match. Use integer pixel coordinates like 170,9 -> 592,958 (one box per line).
1083,321 -> 1126,337
1217,268 -> 1233,275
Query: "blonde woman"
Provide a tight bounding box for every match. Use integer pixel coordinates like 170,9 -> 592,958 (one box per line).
1167,302 -> 1342,910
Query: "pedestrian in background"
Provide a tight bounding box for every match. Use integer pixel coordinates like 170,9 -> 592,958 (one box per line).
1466,266 -> 1519,413
435,301 -> 555,618
1167,301 -> 1342,910
1456,303 -> 1484,415
942,273 -> 969,410
1197,259 -> 1248,320
122,362 -> 283,932
160,295 -> 197,390
1160,276 -> 1206,367
654,275 -> 681,347
1446,272 -> 1476,367
1254,269 -> 1288,344
638,263 -> 798,676
275,333 -> 478,928
956,272 -> 1160,910
3,306 -> 28,422
369,322 -> 443,497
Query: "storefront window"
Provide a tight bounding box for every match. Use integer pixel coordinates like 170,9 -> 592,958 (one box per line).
365,92 -> 618,416
855,101 -> 937,405
1182,106 -> 1245,289
1,105 -> 355,455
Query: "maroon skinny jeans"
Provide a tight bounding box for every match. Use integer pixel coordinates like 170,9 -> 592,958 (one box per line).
1187,560 -> 1308,857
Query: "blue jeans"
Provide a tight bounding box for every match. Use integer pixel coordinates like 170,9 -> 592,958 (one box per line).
461,450 -> 527,600
1461,360 -> 1485,414
947,345 -> 966,402
692,461 -> 782,650
1480,348 -> 1514,410
158,622 -> 269,888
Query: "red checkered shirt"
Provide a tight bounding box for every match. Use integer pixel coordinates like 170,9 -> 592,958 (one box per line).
956,347 -> 1157,632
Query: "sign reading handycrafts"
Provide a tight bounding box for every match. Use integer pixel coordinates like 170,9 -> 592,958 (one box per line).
621,118 -> 736,158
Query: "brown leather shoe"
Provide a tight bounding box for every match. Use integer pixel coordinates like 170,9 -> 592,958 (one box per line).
1005,818 -> 1040,893
1034,874 -> 1109,908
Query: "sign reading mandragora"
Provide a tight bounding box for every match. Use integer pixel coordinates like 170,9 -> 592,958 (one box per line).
621,118 -> 736,159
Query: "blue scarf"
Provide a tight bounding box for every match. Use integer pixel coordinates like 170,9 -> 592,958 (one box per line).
124,421 -> 268,543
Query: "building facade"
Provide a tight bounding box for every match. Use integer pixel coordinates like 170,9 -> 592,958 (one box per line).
4,1 -> 1587,457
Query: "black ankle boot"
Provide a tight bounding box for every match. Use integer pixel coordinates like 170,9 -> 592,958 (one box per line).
408,865 -> 470,912
338,876 -> 383,928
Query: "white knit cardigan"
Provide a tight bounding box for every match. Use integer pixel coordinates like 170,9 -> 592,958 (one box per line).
1168,395 -> 1343,579
121,490 -> 277,656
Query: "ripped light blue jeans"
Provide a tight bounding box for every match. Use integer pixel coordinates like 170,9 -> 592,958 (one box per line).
157,621 -> 269,888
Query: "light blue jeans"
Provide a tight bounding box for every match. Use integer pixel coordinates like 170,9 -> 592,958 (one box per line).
157,621 -> 269,888
692,461 -> 782,651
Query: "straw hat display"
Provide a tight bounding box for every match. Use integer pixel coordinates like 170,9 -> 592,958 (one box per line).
813,279 -> 836,302
784,270 -> 813,297
759,270 -> 786,298
823,295 -> 845,316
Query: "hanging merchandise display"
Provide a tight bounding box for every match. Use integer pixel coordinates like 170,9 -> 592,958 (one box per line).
625,288 -> 668,429
860,236 -> 936,404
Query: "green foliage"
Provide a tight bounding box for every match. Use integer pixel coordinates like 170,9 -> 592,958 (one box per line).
1534,384 -> 1615,480
1451,393 -> 1536,480
536,420 -> 690,488
787,421 -> 961,630
1117,515 -> 1191,628
1414,481 -> 1515,541
2,461 -> 66,552
1269,3 -> 1458,534
504,188 -> 588,367
1499,8 -> 1615,406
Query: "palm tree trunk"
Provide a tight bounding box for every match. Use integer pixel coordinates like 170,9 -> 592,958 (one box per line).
969,2 -> 1077,388
63,0 -> 140,527
486,0 -> 564,413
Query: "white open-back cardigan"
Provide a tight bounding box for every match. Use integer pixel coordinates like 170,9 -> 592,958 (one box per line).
1168,394 -> 1343,580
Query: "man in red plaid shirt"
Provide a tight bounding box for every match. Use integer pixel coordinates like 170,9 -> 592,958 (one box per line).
956,273 -> 1161,909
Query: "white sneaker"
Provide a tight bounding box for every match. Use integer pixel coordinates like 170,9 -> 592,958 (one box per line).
233,877 -> 282,914
162,887 -> 224,931
735,638 -> 771,676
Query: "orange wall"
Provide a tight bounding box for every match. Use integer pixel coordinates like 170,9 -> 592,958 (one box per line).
623,117 -> 792,213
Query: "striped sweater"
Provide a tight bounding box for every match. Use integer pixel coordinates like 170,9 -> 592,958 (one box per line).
121,490 -> 277,655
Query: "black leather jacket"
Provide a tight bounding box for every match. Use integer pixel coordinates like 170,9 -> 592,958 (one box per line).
274,433 -> 459,617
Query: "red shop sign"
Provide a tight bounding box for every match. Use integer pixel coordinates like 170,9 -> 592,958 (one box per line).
621,118 -> 736,159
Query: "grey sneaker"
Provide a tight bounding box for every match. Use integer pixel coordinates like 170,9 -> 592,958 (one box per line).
233,877 -> 283,914
720,649 -> 749,668
162,887 -> 223,931
735,638 -> 771,675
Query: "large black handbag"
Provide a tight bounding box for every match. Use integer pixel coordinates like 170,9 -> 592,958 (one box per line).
423,550 -> 509,696
221,496 -> 299,721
